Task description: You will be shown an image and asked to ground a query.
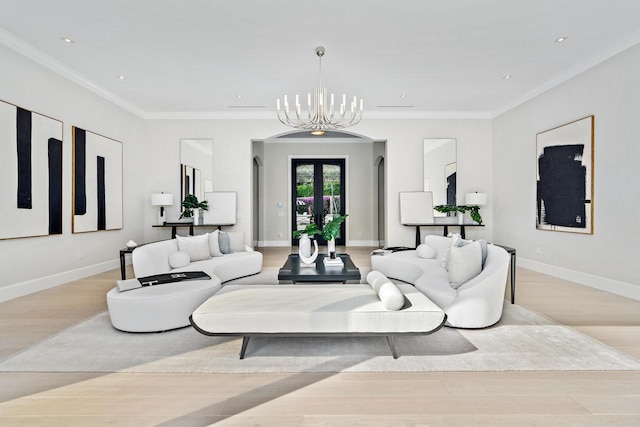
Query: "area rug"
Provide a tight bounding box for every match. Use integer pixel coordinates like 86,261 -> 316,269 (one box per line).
1,270 -> 639,373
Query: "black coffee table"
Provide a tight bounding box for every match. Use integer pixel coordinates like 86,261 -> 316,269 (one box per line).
278,254 -> 361,283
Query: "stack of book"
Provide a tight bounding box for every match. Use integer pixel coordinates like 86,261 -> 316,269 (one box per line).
323,256 -> 343,267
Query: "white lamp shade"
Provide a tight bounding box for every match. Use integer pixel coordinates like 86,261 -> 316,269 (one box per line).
151,193 -> 174,206
465,192 -> 487,206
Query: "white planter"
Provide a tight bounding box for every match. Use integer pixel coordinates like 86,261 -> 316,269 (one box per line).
298,234 -> 318,264
327,238 -> 336,259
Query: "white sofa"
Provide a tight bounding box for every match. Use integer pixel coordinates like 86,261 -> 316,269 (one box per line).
106,231 -> 263,332
371,235 -> 510,328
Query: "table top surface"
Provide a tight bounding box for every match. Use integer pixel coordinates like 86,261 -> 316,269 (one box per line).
278,253 -> 361,282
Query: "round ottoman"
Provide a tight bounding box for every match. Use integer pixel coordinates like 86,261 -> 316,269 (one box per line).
106,277 -> 222,332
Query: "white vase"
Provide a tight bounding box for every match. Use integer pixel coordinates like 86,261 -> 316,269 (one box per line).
298,234 -> 318,264
458,212 -> 465,225
327,238 -> 336,259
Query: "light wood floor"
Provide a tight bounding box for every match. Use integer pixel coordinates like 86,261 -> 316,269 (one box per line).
1,246 -> 640,426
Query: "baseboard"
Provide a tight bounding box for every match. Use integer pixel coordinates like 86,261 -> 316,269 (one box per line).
259,240 -> 291,247
518,258 -> 640,302
346,240 -> 380,247
0,259 -> 120,303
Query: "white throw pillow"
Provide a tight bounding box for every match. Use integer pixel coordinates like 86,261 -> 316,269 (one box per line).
168,251 -> 191,269
366,271 -> 405,311
228,231 -> 246,252
208,230 -> 223,257
416,243 -> 436,259
440,233 -> 464,269
176,233 -> 211,262
447,240 -> 482,289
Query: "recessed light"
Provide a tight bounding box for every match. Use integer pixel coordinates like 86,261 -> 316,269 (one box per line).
400,94 -> 408,98
61,37 -> 74,43
555,36 -> 568,43
503,75 -> 512,80
236,95 -> 243,99
117,75 -> 126,80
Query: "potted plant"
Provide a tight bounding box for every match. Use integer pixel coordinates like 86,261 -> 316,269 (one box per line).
180,194 -> 209,224
320,214 -> 348,258
434,205 -> 482,225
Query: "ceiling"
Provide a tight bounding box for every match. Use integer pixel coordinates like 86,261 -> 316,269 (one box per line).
1,0 -> 639,119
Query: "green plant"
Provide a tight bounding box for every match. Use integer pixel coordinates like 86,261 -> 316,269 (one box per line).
180,194 -> 209,219
434,205 -> 483,225
292,214 -> 348,240
292,222 -> 320,239
320,214 -> 348,241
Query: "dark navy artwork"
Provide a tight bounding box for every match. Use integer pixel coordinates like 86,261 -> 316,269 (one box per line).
536,116 -> 594,234
0,100 -> 63,239
72,127 -> 123,233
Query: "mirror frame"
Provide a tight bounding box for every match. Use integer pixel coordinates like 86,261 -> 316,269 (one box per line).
423,138 -> 456,216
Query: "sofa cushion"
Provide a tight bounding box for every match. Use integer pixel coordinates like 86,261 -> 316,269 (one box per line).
218,231 -> 231,254
228,232 -> 246,252
416,243 -> 436,259
366,271 -> 405,311
447,240 -> 482,289
440,234 -> 465,269
208,230 -> 224,257
168,251 -> 191,269
176,234 -> 211,261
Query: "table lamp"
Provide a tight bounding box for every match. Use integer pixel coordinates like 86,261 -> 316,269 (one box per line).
465,192 -> 488,206
151,193 -> 174,225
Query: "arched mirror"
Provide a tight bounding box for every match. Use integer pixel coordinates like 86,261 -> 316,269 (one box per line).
180,139 -> 213,202
423,138 -> 456,216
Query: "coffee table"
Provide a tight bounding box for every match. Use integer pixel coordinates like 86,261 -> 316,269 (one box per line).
278,254 -> 361,283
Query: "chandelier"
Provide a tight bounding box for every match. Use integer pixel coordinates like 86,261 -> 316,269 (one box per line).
277,46 -> 363,136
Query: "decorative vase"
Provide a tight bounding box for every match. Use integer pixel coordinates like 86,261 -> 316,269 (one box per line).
125,240 -> 137,249
327,238 -> 336,259
298,234 -> 318,264
458,211 -> 465,225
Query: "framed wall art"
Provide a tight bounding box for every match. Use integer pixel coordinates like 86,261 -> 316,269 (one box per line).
0,99 -> 63,240
72,126 -> 123,233
536,115 -> 594,234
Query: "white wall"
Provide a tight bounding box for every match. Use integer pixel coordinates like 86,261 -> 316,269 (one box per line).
493,43 -> 640,298
0,45 -> 146,300
260,141 -> 375,246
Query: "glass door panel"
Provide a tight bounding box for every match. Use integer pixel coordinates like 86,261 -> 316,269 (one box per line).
292,159 -> 345,245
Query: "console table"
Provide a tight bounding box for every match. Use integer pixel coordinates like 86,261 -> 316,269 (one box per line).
405,221 -> 485,247
153,222 -> 234,238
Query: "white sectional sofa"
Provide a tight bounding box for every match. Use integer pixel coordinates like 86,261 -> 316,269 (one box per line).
371,235 -> 510,328
106,230 -> 263,332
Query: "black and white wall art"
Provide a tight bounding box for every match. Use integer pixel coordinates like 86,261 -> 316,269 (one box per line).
72,127 -> 123,233
536,116 -> 594,234
0,100 -> 63,240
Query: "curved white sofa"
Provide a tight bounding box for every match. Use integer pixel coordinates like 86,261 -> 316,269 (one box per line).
371,235 -> 509,328
107,234 -> 263,332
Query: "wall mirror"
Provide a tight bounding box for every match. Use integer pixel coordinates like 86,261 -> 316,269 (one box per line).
180,139 -> 213,203
423,138 -> 456,216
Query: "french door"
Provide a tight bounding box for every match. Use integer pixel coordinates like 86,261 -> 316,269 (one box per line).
292,159 -> 346,245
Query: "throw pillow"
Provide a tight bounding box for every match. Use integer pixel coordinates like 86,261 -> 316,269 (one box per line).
416,243 -> 436,259
176,233 -> 211,262
168,251 -> 191,269
366,271 -> 405,311
209,230 -> 223,257
218,231 -> 231,254
228,231 -> 246,252
440,233 -> 464,269
447,240 -> 482,289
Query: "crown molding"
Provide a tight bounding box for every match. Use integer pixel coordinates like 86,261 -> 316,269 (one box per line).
143,110 -> 492,120
0,27 -> 146,118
